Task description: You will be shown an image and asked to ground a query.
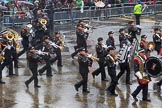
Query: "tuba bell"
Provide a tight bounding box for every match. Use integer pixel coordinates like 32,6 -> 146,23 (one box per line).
6,32 -> 14,41
147,41 -> 155,52
40,18 -> 47,25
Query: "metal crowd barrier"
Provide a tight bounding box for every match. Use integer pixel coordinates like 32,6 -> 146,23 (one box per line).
1,2 -> 162,26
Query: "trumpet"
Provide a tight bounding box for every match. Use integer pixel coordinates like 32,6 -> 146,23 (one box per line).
49,41 -> 63,50
87,53 -> 99,62
102,43 -> 108,49
35,50 -> 49,55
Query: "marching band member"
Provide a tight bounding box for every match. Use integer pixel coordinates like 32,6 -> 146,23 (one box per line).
117,37 -> 131,85
74,47 -> 92,93
128,21 -> 141,44
140,35 -> 153,58
131,48 -> 151,102
25,47 -> 41,88
119,28 -> 129,48
1,41 -> 14,77
17,26 -> 30,58
38,36 -> 52,77
0,43 -> 5,84
105,46 -> 118,96
71,23 -> 88,59
106,31 -> 115,49
51,32 -> 63,67
92,37 -> 107,81
153,28 -> 161,55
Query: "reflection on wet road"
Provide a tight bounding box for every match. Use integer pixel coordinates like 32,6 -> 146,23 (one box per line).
0,18 -> 162,108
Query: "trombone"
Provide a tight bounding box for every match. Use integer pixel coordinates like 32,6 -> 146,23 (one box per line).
87,53 -> 99,62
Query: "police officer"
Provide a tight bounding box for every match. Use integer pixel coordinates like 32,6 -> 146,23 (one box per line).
153,28 -> 161,54
105,46 -> 118,96
92,37 -> 107,81
74,47 -> 92,93
106,31 -> 115,49
131,48 -> 151,102
25,47 -> 41,88
133,0 -> 142,27
38,36 -> 52,77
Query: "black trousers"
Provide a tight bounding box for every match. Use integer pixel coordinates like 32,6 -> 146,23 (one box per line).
2,60 -> 13,75
26,66 -> 38,86
107,68 -> 117,94
157,79 -> 162,86
135,14 -> 141,25
92,61 -> 106,80
132,84 -> 148,100
0,63 -> 2,81
55,48 -> 62,66
39,56 -> 52,76
117,63 -> 130,83
17,41 -> 29,57
75,71 -> 88,91
12,49 -> 18,67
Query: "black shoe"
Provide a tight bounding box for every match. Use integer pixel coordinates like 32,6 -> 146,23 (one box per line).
14,66 -> 20,68
83,90 -> 90,93
25,81 -> 29,88
111,93 -> 118,96
143,99 -> 151,102
131,94 -> 138,101
71,54 -> 74,59
0,81 -> 5,84
46,75 -> 53,77
74,84 -> 79,91
57,65 -> 63,67
102,79 -> 109,81
34,85 -> 41,88
38,70 -> 42,76
92,73 -> 95,79
7,74 -> 16,77
126,82 -> 132,85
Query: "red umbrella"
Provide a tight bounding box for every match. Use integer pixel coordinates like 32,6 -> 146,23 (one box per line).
16,1 -> 34,6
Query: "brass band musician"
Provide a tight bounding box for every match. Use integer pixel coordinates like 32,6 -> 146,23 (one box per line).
131,48 -> 151,102
74,47 -> 93,93
25,47 -> 42,88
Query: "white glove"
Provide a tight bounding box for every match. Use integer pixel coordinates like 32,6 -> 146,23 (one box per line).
7,45 -> 11,50
135,71 -> 143,79
84,28 -> 88,33
115,61 -> 119,65
87,54 -> 92,58
38,50 -> 41,55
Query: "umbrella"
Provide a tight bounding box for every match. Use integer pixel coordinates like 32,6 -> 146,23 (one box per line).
95,1 -> 105,8
0,5 -> 7,10
17,1 -> 34,6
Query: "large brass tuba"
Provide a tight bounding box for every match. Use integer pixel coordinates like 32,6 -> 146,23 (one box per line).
147,41 -> 155,51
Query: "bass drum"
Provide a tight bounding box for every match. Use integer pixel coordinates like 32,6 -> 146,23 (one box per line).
145,56 -> 162,78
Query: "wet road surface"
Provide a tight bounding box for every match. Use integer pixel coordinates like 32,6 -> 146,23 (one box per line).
0,17 -> 162,108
